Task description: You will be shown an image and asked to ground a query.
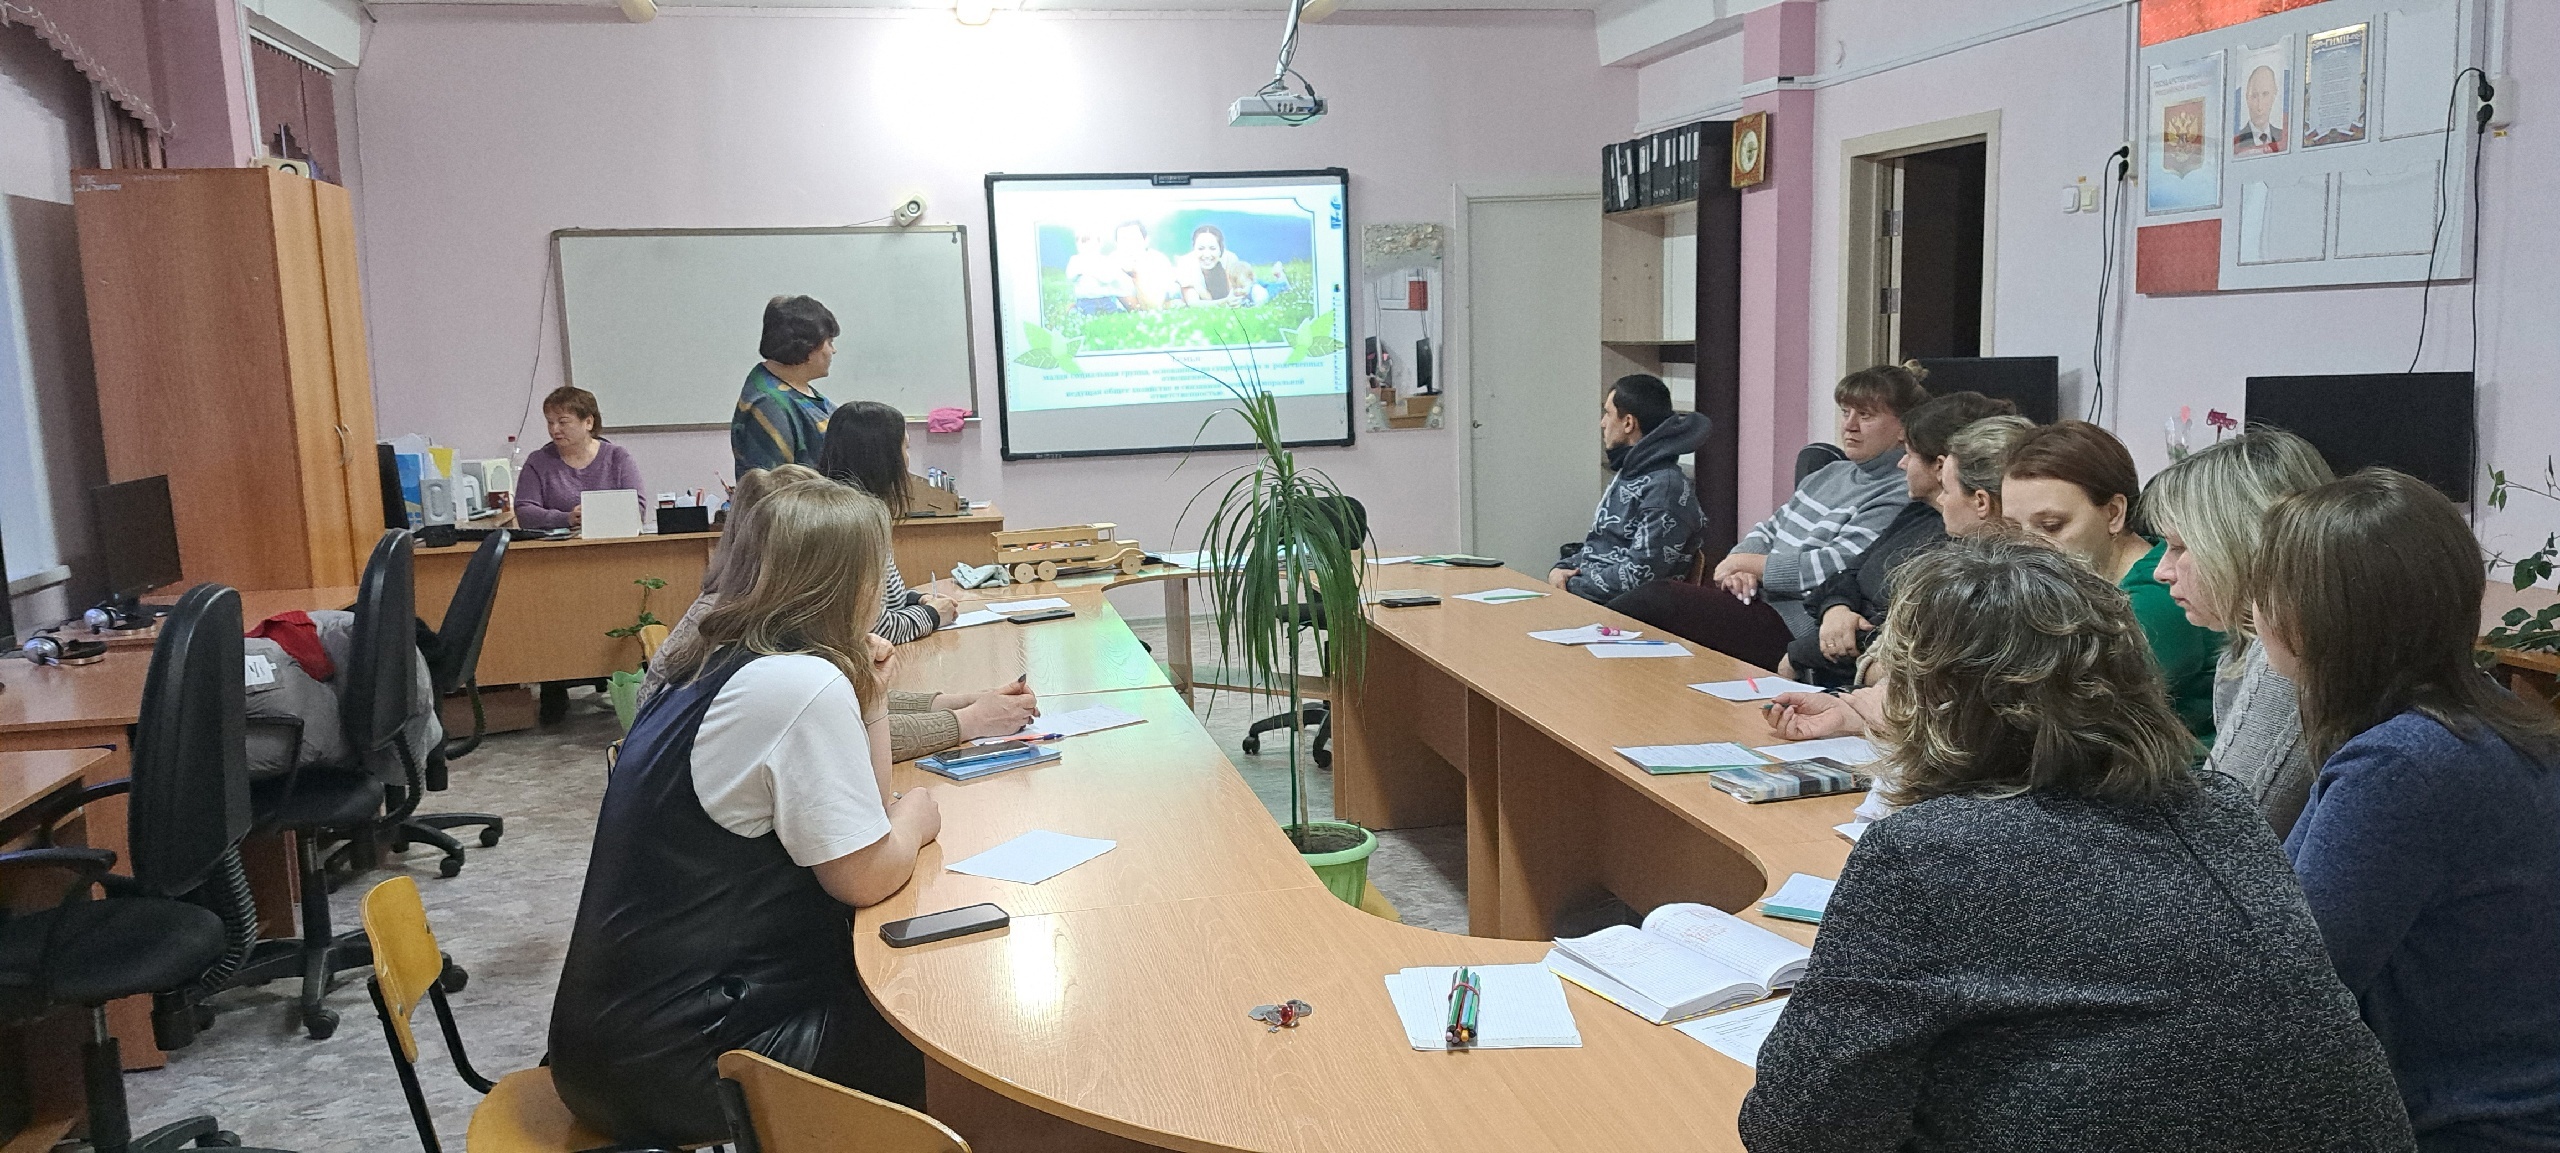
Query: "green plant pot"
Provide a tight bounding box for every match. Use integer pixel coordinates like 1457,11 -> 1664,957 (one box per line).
606,669 -> 644,731
1289,821 -> 1377,907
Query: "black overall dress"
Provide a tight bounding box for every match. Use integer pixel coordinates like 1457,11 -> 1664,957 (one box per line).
547,648 -> 924,1144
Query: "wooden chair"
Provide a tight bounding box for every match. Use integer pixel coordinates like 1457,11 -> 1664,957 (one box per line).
716,1049 -> 969,1153
360,876 -> 648,1153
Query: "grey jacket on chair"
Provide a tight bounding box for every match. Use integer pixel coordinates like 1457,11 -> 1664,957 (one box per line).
1560,411 -> 1710,603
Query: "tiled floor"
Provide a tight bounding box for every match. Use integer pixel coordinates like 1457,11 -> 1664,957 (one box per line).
122,617 -> 1467,1151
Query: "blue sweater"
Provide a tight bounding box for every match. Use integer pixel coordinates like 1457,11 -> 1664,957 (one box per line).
2286,710 -> 2560,1150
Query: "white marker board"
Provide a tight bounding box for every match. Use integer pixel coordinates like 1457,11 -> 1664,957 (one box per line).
554,226 -> 976,430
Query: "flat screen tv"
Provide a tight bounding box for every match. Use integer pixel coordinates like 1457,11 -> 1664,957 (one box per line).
1912,356 -> 2060,424
2245,372 -> 2475,501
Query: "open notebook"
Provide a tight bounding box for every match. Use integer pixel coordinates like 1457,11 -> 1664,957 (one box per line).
1544,903 -> 1812,1024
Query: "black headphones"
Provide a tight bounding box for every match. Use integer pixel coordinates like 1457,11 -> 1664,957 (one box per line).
22,632 -> 109,666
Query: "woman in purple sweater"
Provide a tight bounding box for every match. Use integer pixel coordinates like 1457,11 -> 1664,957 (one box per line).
516,385 -> 643,531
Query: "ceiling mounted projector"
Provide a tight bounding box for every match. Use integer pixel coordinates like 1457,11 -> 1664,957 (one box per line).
1231,0 -> 1327,127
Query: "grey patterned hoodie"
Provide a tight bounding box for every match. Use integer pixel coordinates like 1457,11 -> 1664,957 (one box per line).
1561,410 -> 1710,602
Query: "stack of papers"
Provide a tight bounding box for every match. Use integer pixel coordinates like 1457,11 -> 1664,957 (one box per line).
984,703 -> 1146,744
1753,736 -> 1881,765
1760,874 -> 1835,924
946,830 -> 1116,884
918,744 -> 1061,781
1528,624 -> 1640,645
1675,999 -> 1790,1068
1691,677 -> 1823,701
1589,641 -> 1690,659
984,597 -> 1072,615
1383,964 -> 1582,1051
1454,588 -> 1548,605
1613,743 -> 1769,775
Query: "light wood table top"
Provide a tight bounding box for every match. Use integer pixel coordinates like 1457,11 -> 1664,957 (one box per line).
890,588 -> 1169,698
0,652 -> 152,733
858,562 -> 1840,1151
0,749 -> 106,826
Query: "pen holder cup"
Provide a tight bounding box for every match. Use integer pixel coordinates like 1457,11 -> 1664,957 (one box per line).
1289,821 -> 1379,908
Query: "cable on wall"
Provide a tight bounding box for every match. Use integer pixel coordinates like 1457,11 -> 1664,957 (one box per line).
2087,144 -> 2131,423
2407,67 -> 2486,373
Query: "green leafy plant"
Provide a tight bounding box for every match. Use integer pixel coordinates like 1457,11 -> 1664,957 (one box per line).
1177,349 -> 1369,855
605,576 -> 670,658
2486,459 -> 2560,655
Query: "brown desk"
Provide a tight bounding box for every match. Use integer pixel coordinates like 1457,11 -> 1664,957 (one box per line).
893,507 -> 1006,582
890,589 -> 1169,699
412,532 -> 716,686
859,561 -> 1841,1152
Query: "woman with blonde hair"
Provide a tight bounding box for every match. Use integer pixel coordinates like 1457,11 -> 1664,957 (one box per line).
2254,470 -> 2560,1149
2142,427 -> 2333,834
1741,530 -> 2412,1152
642,465 -> 1036,756
549,481 -> 942,1145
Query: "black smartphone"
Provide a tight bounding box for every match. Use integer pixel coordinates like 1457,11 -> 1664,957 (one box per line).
880,903 -> 1009,948
1009,608 -> 1075,624
1439,555 -> 1502,567
938,740 -> 1034,767
1379,595 -> 1441,608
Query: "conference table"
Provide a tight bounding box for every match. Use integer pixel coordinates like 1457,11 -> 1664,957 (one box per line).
868,562 -> 1858,1152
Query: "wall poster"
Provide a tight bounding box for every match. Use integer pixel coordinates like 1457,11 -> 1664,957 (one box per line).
2147,52 -> 2226,214
2231,36 -> 2295,158
2302,23 -> 2371,148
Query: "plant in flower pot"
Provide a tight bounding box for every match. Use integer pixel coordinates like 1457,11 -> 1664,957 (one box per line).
2486,459 -> 2560,667
603,575 -> 669,730
1186,377 -> 1376,906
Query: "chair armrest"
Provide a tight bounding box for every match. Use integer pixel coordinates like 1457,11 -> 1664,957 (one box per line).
0,846 -> 118,879
7,777 -> 131,843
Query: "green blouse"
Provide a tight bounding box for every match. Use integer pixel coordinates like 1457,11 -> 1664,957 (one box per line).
2122,538 -> 2225,744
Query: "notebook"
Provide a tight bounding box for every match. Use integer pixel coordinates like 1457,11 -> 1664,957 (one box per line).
1759,874 -> 1835,924
1613,743 -> 1769,775
1454,588 -> 1547,605
1383,964 -> 1583,1051
1753,736 -> 1882,765
1675,998 -> 1791,1068
1545,903 -> 1812,1024
917,744 -> 1062,781
1707,758 -> 1868,803
981,704 -> 1144,743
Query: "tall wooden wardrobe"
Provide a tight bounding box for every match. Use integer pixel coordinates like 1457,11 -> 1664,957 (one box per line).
71,167 -> 381,593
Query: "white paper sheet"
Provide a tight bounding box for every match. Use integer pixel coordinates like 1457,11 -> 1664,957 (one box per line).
1368,555 -> 1422,565
985,597 -> 1072,614
1761,874 -> 1836,923
1454,588 -> 1548,605
1528,624 -> 1641,645
1691,677 -> 1822,702
1754,737 -> 1881,765
997,704 -> 1145,742
943,609 -> 1005,629
946,830 -> 1117,885
1589,641 -> 1689,658
580,489 -> 643,539
1385,964 -> 1583,1051
1835,821 -> 1868,844
1675,999 -> 1790,1068
1614,743 -> 1768,772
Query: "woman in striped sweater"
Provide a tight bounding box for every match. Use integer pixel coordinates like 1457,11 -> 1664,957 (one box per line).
818,402 -> 959,643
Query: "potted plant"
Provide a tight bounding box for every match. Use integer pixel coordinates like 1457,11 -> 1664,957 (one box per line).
2487,459 -> 2560,660
604,575 -> 668,730
1186,377 -> 1377,906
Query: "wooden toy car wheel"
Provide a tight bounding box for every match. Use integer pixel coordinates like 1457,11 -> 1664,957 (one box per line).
1011,562 -> 1040,583
1036,560 -> 1060,581
1117,551 -> 1144,574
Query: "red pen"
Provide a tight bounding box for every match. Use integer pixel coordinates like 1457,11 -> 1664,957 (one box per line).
1747,677 -> 1760,693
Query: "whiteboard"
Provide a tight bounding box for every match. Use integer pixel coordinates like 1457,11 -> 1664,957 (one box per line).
554,227 -> 975,430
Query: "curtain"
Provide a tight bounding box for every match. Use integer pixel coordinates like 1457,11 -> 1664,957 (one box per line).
0,0 -> 167,135
251,38 -> 338,183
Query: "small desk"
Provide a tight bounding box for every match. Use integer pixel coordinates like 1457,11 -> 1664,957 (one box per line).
893,507 -> 1006,582
412,532 -> 717,686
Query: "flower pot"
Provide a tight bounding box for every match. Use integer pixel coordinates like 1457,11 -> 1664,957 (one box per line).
607,669 -> 644,731
1289,821 -> 1377,908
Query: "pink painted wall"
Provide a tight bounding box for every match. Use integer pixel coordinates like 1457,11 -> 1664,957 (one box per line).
350,6 -> 1631,558
1638,0 -> 2560,559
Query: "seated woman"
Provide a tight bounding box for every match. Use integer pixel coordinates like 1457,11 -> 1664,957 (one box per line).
2255,469 -> 2560,1149
1779,391 -> 2016,686
1763,412 -> 2032,740
512,385 -> 642,531
2144,428 -> 2333,836
1739,530 -> 2415,1153
550,481 -> 944,1145
1611,364 -> 1928,670
2002,420 -> 2223,742
817,401 -> 960,643
641,465 -> 1034,758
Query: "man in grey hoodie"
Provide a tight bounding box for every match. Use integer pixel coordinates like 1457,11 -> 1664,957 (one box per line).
1549,375 -> 1711,603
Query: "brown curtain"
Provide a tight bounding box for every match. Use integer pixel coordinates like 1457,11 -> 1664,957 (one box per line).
99,96 -> 157,169
0,0 -> 167,134
252,38 -> 339,183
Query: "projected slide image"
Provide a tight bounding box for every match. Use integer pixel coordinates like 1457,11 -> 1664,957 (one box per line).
1033,207 -> 1316,355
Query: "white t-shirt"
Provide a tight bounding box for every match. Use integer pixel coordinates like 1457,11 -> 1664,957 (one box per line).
689,654 -> 890,868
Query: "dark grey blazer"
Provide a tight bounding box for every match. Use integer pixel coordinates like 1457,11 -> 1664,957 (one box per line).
1739,774 -> 2414,1153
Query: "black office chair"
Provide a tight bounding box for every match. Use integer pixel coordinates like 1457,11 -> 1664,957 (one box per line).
1795,443 -> 1847,486
0,584 -> 287,1153
391,531 -> 510,878
1239,495 -> 1366,771
231,529 -> 420,1040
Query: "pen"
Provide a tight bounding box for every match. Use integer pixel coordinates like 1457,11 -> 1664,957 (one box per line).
1445,966 -> 1481,1048
1747,677 -> 1760,692
1609,639 -> 1674,646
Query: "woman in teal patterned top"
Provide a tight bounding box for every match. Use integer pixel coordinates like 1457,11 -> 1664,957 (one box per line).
731,295 -> 838,477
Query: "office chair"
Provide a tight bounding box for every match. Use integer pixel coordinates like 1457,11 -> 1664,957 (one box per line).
0,584 -> 287,1153
1239,495 -> 1365,771
360,877 -> 662,1153
1795,443 -> 1846,486
231,529 -> 418,1040
395,531 -> 511,878
717,1049 -> 968,1153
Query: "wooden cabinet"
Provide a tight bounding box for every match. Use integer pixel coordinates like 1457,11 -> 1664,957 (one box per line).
71,168 -> 381,592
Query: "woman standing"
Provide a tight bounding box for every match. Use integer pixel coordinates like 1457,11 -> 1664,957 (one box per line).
1740,531 -> 2413,1153
2002,420 -> 2223,741
2143,428 -> 2333,836
816,401 -> 958,643
2255,470 -> 2560,1150
731,295 -> 840,476
550,481 -> 942,1145
513,385 -> 643,530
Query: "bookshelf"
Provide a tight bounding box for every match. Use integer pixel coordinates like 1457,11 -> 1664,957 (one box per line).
1601,123 -> 1742,556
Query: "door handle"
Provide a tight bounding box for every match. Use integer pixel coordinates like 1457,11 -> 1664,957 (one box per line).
335,424 -> 350,465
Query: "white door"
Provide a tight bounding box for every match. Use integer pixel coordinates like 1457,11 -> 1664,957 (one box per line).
1458,187 -> 1604,574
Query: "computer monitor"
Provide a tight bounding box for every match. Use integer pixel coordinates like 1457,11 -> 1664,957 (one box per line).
1912,357 -> 2061,424
92,475 -> 184,611
2244,372 -> 2475,502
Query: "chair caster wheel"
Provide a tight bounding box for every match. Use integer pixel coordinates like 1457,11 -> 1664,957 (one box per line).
1242,737 -> 1261,755
302,1007 -> 337,1040
440,961 -> 469,994
1314,749 -> 1332,769
199,1131 -> 241,1147
478,828 -> 503,848
439,855 -> 464,879
193,1003 -> 216,1029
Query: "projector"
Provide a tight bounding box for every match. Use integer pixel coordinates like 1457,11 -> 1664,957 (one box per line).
1230,92 -> 1327,127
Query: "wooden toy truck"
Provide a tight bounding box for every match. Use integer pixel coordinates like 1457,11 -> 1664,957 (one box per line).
993,523 -> 1145,583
